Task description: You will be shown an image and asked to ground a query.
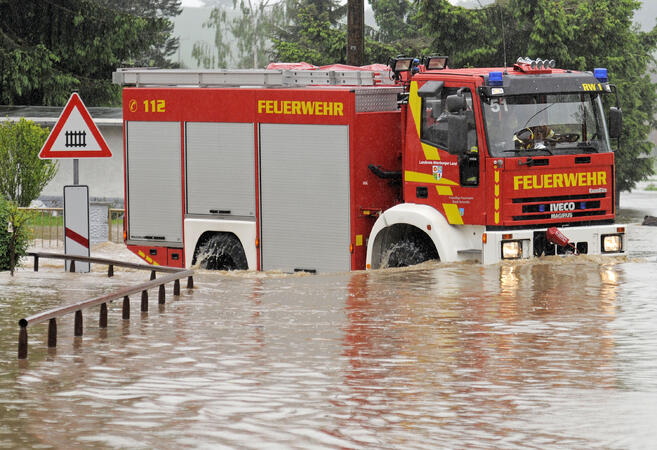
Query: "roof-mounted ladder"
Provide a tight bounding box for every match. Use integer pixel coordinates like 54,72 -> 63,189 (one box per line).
112,68 -> 395,87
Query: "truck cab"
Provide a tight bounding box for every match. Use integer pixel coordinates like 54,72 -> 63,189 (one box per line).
366,58 -> 626,266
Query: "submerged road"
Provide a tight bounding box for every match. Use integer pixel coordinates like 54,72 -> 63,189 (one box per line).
0,184 -> 655,448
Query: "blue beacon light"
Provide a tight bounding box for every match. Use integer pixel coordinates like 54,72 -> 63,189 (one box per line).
489,71 -> 504,86
594,68 -> 608,83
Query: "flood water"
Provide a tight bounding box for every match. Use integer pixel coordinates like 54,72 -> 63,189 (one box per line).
1,185 -> 656,449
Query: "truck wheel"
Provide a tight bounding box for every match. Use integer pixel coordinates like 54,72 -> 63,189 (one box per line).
193,233 -> 248,270
382,233 -> 439,268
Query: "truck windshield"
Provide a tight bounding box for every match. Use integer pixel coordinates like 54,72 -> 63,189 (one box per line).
482,93 -> 611,157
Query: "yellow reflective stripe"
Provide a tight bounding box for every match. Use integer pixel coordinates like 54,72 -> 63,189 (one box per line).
405,170 -> 458,185
422,143 -> 440,160
443,204 -> 464,225
436,185 -> 453,196
137,249 -> 159,265
494,169 -> 501,224
409,81 -> 421,137
355,234 -> 363,246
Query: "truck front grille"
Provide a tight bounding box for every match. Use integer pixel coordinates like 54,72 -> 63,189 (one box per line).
510,192 -> 609,222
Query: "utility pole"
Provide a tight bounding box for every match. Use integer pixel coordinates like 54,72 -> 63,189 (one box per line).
347,0 -> 364,66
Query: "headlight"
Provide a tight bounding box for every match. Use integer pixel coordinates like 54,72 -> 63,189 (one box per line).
602,234 -> 622,253
501,241 -> 522,259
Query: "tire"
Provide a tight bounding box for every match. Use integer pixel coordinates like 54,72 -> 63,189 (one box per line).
193,233 -> 248,270
382,235 -> 438,268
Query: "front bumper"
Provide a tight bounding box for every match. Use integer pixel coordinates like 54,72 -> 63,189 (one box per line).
481,223 -> 627,264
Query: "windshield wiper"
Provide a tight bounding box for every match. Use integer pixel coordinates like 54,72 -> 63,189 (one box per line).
576,143 -> 599,153
502,147 -> 553,155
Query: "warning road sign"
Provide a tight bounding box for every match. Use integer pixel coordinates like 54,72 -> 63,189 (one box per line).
39,92 -> 112,159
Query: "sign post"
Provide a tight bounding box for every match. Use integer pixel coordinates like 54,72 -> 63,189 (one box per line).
64,185 -> 90,272
39,93 -> 112,272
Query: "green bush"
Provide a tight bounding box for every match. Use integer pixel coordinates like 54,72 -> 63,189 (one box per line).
0,198 -> 31,275
0,118 -> 57,207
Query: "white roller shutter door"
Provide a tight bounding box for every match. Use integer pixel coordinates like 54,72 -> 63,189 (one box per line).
260,124 -> 350,273
126,121 -> 183,244
185,122 -> 255,217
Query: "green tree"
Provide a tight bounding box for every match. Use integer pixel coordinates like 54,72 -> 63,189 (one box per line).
271,8 -> 346,64
368,0 -> 415,44
0,0 -> 181,106
96,0 -> 183,69
418,0 -> 657,194
195,0 -> 291,69
0,119 -> 57,207
0,198 -> 30,276
271,2 -> 397,65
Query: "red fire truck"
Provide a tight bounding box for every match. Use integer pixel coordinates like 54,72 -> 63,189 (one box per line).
112,56 -> 626,272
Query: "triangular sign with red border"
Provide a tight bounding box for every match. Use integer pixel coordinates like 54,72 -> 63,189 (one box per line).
39,92 -> 112,159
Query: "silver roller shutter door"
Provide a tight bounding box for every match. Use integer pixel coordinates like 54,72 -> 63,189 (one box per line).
260,124 -> 350,273
185,122 -> 255,217
126,121 -> 183,244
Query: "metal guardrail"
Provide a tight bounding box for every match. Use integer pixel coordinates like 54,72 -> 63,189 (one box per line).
18,252 -> 194,359
28,251 -> 182,276
19,207 -> 126,246
20,207 -> 64,248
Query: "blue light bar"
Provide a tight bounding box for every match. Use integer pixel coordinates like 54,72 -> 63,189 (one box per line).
412,58 -> 420,74
489,71 -> 503,86
594,68 -> 608,83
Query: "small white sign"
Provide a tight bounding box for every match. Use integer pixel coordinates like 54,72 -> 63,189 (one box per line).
64,185 -> 90,273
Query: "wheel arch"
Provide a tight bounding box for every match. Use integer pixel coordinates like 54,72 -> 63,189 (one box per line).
366,204 -> 478,269
184,218 -> 257,269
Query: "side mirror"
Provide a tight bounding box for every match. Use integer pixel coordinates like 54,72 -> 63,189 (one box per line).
447,114 -> 468,155
608,107 -> 622,139
446,94 -> 466,113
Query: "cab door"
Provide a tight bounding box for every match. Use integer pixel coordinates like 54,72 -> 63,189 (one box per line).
404,79 -> 486,225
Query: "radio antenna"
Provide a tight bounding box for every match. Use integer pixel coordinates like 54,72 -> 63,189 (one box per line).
498,4 -> 508,68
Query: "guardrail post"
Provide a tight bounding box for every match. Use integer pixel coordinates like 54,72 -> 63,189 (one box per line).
141,290 -> 148,312
34,255 -> 39,272
48,318 -> 57,347
16,255 -> 195,359
99,303 -> 108,328
18,325 -> 28,359
108,265 -> 114,278
122,296 -> 130,319
74,310 -> 83,336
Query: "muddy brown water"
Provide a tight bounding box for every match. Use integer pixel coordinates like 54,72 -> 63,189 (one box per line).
1,187 -> 656,448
